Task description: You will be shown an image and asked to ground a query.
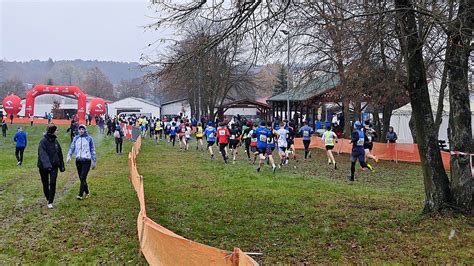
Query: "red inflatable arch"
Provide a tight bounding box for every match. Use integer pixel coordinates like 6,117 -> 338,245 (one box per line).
25,84 -> 87,121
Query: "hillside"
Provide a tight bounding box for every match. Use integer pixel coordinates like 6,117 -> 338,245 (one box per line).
0,59 -> 155,85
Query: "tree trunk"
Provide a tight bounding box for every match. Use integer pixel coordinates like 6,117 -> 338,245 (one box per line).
395,0 -> 451,213
409,114 -> 417,144
434,55 -> 449,137
382,105 -> 393,142
373,112 -> 383,142
354,100 -> 361,123
343,98 -> 351,138
446,0 -> 474,214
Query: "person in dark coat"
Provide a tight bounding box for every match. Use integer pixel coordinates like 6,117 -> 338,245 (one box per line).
38,125 -> 65,209
2,119 -> 8,137
66,120 -> 78,143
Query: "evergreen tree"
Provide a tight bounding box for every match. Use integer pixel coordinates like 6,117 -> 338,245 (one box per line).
273,65 -> 288,96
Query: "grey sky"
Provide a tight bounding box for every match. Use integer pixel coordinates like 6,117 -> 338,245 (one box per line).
1,0 -> 169,62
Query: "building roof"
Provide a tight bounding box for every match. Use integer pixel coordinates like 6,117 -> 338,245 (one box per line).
111,97 -> 160,107
161,98 -> 188,106
219,99 -> 272,110
267,74 -> 340,102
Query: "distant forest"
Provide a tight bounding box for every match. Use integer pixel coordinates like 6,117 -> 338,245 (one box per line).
0,59 -> 152,84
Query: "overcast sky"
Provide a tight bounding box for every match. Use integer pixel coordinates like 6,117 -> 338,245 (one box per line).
1,0 -> 169,62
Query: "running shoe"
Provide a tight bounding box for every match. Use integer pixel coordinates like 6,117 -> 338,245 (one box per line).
367,163 -> 375,172
47,203 -> 53,209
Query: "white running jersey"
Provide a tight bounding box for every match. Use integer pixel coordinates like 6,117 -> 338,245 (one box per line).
277,128 -> 289,147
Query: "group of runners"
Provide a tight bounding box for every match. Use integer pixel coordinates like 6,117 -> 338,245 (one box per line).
135,116 -> 379,181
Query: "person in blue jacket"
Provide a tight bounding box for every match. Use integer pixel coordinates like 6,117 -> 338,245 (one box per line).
67,124 -> 97,200
204,121 -> 217,160
13,126 -> 27,166
299,121 -> 314,160
347,121 -> 373,182
254,121 -> 271,172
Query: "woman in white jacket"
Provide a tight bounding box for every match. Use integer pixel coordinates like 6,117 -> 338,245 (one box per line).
67,124 -> 97,200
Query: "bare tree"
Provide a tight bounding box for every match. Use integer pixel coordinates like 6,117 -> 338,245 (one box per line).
83,67 -> 115,100
0,78 -> 25,99
116,78 -> 148,99
149,24 -> 255,120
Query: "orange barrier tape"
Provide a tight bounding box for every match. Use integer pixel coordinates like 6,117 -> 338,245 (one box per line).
294,136 -> 451,170
128,136 -> 258,265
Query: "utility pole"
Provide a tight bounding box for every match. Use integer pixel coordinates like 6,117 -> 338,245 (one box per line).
281,29 -> 291,121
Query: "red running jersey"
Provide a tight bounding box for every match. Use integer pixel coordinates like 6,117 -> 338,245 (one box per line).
217,127 -> 230,144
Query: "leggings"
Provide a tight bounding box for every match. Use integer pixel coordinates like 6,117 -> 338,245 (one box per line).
15,147 -> 25,163
303,140 -> 311,159
244,139 -> 251,158
115,138 -> 123,153
219,143 -> 228,161
40,167 -> 58,204
76,160 -> 91,197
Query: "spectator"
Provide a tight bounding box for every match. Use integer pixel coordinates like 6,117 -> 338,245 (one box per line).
13,126 -> 27,166
9,113 -> 14,124
67,124 -> 97,200
2,119 -> 8,137
114,124 -> 124,155
386,126 -> 398,143
66,120 -> 78,143
38,125 -> 65,209
29,114 -> 34,127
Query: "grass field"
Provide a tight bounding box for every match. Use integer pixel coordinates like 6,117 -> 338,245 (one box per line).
1,125 -> 473,264
0,124 -> 146,264
138,137 -> 474,264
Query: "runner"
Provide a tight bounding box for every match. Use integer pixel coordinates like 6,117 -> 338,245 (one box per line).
242,121 -> 252,160
184,123 -> 193,151
195,122 -> 204,151
216,122 -> 230,163
363,120 -> 379,163
266,121 -> 277,172
322,122 -> 338,169
254,121 -> 271,172
299,121 -> 314,160
287,121 -> 297,162
169,122 -> 178,147
154,118 -> 162,142
248,123 -> 259,164
276,121 -> 289,167
347,121 -> 373,182
228,123 -> 241,164
178,120 -> 186,151
204,122 -> 217,160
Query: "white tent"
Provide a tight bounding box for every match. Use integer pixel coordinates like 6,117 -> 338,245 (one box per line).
390,77 -> 474,146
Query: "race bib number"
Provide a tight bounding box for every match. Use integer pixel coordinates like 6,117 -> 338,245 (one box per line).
303,131 -> 309,137
357,137 -> 364,146
251,137 -> 257,142
230,135 -> 235,140
325,137 -> 333,146
259,135 -> 267,142
219,130 -> 226,136
209,133 -> 214,138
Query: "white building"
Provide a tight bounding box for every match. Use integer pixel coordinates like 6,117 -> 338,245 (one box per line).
161,98 -> 191,118
107,97 -> 161,118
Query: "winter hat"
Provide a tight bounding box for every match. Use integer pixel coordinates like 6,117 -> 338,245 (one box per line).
78,124 -> 87,130
47,125 -> 57,135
